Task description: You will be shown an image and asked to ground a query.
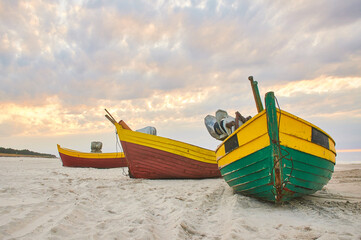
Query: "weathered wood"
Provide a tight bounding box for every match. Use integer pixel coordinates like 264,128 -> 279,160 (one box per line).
105,114 -> 116,125
104,109 -> 117,123
248,76 -> 264,113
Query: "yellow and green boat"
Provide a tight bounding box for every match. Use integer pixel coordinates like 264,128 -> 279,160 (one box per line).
215,77 -> 336,203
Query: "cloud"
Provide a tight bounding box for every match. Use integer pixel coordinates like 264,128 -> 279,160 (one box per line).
0,1 -> 360,156
272,76 -> 361,97
0,81 -> 256,140
258,76 -> 361,125
2,1 -> 360,103
338,149 -> 361,153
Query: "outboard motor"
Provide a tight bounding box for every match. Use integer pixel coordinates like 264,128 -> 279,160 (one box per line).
205,109 -> 251,141
91,141 -> 103,153
136,126 -> 157,135
204,110 -> 238,141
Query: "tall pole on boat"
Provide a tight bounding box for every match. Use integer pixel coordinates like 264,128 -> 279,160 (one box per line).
248,76 -> 264,113
265,91 -> 283,202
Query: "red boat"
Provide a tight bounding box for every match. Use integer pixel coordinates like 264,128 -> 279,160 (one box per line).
57,144 -> 127,168
105,111 -> 221,179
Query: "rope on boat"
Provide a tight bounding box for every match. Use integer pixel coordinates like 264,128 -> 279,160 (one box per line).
114,130 -> 129,177
270,96 -> 294,197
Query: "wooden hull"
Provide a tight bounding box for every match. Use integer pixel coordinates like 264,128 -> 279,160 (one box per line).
122,141 -> 220,179
115,123 -> 221,179
57,144 -> 127,168
216,92 -> 336,202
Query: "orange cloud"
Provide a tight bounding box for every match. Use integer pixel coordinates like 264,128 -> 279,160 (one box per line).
0,86 -> 220,137
272,76 -> 361,97
337,149 -> 361,153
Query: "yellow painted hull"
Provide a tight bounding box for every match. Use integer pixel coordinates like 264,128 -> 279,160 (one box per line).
115,125 -> 217,164
216,110 -> 336,168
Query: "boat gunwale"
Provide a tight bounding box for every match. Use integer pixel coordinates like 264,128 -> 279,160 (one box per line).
216,110 -> 267,152
115,123 -> 216,164
216,108 -> 336,154
57,144 -> 125,159
117,125 -> 213,153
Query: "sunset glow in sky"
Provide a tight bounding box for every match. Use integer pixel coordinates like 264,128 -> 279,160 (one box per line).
1,1 -> 360,162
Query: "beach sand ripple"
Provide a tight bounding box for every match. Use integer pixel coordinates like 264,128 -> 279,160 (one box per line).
0,158 -> 360,239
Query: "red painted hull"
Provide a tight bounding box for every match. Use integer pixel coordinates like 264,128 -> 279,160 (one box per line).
121,141 -> 221,179
59,152 -> 127,168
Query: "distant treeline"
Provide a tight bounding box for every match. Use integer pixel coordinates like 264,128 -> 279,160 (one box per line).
0,147 -> 56,158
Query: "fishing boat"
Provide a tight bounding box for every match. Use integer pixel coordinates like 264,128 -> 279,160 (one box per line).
104,111 -> 221,179
211,76 -> 336,203
57,144 -> 127,168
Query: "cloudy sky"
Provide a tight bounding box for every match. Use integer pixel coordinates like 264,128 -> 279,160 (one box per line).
1,0 -> 360,162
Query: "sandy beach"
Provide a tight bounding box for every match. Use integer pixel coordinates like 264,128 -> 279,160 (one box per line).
0,157 -> 360,240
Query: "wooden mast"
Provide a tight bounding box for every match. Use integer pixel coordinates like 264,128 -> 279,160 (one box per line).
248,76 -> 264,113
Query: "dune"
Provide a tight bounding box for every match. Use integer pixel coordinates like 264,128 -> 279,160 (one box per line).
0,157 -> 360,239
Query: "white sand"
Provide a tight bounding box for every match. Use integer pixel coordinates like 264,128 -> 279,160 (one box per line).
0,157 -> 360,240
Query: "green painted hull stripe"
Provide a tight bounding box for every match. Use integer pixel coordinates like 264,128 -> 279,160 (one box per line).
219,145 -> 334,202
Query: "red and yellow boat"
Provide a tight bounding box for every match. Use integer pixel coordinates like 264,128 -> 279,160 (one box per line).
104,112 -> 221,179
57,144 -> 127,168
